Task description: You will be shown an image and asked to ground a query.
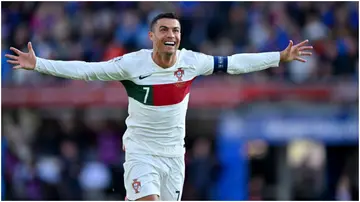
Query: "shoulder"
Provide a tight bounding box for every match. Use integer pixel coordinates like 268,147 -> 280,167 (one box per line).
179,48 -> 212,62
178,48 -> 215,76
178,48 -> 213,68
109,49 -> 152,75
178,48 -> 198,59
111,49 -> 151,64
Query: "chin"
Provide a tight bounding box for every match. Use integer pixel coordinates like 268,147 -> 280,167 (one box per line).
164,49 -> 176,55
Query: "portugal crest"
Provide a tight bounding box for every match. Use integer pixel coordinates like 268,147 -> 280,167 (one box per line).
132,179 -> 141,193
174,68 -> 184,82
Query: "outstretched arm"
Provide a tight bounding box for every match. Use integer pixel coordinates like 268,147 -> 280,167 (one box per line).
196,40 -> 313,76
5,42 -> 127,81
227,40 -> 313,74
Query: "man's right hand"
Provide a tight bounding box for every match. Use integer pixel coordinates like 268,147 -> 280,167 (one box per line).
5,42 -> 37,70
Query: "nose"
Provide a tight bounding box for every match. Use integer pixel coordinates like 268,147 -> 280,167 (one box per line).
167,30 -> 175,38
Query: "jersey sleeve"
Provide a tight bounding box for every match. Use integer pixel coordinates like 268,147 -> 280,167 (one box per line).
191,51 -> 215,76
227,52 -> 280,74
193,51 -> 280,76
34,55 -> 129,81
188,51 -> 229,76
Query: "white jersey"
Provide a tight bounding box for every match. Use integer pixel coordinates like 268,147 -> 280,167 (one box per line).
114,49 -> 215,157
35,48 -> 280,157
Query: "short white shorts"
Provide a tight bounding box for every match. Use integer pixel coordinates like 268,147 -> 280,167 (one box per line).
123,152 -> 185,201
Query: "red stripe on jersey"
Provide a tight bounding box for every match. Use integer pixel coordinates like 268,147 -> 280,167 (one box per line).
152,79 -> 194,106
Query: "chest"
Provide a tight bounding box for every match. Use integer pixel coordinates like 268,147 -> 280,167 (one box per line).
128,64 -> 197,85
122,64 -> 197,106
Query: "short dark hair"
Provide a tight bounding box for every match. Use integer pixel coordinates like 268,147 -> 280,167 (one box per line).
150,12 -> 180,31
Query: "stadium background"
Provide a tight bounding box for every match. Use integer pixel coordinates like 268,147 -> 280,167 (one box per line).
1,1 -> 358,201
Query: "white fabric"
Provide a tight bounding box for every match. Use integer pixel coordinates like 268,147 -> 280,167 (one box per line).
35,49 -> 280,157
124,152 -> 184,201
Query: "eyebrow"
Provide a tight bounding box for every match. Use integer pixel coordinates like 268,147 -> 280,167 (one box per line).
159,26 -> 180,30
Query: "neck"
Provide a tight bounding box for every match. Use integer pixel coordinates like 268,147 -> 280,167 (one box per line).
152,50 -> 177,68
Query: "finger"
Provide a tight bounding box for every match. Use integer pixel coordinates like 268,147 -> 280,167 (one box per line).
13,65 -> 22,69
5,54 -> 19,60
287,40 -> 293,50
299,46 -> 313,51
300,51 -> 312,56
10,47 -> 23,55
28,42 -> 34,53
294,39 -> 309,48
295,56 -> 306,63
7,60 -> 20,65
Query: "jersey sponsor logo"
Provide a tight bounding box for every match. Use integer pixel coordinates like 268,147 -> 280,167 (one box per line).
132,179 -> 141,193
174,68 -> 184,82
139,74 -> 152,80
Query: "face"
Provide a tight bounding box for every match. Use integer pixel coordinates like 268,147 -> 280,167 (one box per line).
149,18 -> 181,55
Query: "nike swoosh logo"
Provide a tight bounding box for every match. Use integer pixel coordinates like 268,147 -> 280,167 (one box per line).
139,74 -> 152,80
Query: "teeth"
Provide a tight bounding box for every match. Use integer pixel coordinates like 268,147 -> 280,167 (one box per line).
164,42 -> 175,46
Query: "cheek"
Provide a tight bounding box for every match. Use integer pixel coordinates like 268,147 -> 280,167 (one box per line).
155,35 -> 162,42
156,41 -> 164,48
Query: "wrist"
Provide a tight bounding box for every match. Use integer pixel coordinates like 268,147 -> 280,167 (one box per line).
279,51 -> 286,62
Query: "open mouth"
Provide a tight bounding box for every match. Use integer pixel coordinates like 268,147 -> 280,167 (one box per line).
164,41 -> 176,46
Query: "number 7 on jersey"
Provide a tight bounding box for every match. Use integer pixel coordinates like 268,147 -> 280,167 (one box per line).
143,87 -> 150,103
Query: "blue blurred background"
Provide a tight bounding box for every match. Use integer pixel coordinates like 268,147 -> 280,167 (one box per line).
1,1 -> 358,201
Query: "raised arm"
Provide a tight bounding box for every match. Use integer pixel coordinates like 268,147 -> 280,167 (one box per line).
196,40 -> 313,76
5,42 -> 127,81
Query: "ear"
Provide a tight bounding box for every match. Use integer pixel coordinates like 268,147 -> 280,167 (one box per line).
148,31 -> 154,42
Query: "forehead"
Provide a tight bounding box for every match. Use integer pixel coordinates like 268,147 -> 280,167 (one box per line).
155,18 -> 180,29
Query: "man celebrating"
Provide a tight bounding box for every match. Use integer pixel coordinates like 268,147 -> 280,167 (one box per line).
6,13 -> 312,201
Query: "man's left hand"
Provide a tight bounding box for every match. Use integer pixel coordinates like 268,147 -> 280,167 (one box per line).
280,40 -> 313,63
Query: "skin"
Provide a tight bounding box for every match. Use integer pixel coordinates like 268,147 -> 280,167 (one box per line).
5,17 -> 313,202
149,18 -> 181,68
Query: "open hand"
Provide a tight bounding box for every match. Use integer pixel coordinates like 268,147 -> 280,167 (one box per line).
280,40 -> 313,63
5,42 -> 37,70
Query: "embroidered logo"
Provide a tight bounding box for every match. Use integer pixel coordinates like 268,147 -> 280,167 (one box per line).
132,179 -> 141,194
174,68 -> 184,82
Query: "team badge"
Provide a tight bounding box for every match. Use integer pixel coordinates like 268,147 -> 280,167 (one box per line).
174,68 -> 184,82
132,179 -> 141,193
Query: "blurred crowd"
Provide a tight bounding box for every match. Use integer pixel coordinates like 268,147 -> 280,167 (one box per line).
2,1 -> 358,86
1,1 -> 359,201
3,110 -> 129,200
